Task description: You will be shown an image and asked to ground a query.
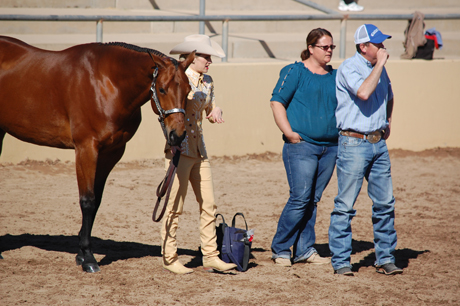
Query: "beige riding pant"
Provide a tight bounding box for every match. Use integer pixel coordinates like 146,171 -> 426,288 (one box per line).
161,153 -> 219,264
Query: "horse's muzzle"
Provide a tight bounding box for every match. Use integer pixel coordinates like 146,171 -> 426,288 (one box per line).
169,130 -> 186,146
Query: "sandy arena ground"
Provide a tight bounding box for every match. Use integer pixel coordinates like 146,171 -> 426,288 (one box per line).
1,148 -> 460,305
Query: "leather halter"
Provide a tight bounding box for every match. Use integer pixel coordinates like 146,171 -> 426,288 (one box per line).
150,66 -> 186,142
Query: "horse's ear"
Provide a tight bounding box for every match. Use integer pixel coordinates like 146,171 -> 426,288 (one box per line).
148,51 -> 166,69
180,51 -> 196,70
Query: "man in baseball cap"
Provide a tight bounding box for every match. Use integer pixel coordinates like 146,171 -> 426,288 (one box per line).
329,25 -> 403,277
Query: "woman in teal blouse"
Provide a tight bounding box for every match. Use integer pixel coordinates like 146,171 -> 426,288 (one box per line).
270,28 -> 338,267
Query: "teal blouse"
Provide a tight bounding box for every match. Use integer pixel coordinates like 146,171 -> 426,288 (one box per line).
271,61 -> 338,146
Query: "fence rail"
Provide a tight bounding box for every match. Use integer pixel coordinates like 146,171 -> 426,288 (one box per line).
1,13 -> 459,61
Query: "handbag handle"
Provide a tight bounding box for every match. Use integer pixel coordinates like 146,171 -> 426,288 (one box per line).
231,212 -> 248,230
215,213 -> 226,225
215,213 -> 228,232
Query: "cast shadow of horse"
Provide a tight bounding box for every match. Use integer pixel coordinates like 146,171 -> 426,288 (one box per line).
0,234 -> 197,267
0,234 -> 260,272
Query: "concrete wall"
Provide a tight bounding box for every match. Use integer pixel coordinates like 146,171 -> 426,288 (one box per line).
1,59 -> 459,163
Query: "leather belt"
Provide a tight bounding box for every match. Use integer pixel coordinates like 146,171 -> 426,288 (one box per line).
340,130 -> 383,144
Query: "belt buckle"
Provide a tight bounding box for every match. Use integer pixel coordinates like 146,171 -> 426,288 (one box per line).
367,133 -> 381,144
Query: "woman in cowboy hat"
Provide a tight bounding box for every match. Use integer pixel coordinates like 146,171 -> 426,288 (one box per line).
160,34 -> 237,274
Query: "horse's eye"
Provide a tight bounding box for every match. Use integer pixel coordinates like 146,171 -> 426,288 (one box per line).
159,88 -> 166,94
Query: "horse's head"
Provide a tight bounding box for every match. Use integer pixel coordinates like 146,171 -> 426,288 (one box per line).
148,52 -> 194,146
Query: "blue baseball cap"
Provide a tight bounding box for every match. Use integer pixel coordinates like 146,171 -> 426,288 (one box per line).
354,24 -> 392,44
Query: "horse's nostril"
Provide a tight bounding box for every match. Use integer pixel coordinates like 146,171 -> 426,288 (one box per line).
169,130 -> 186,146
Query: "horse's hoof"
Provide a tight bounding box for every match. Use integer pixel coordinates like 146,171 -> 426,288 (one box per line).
75,254 -> 84,266
82,263 -> 101,273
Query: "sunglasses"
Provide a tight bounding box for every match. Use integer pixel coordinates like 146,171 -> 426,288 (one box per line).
313,44 -> 336,51
195,53 -> 212,59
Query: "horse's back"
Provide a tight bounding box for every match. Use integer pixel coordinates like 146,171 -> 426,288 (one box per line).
0,37 -> 109,149
0,37 -> 73,147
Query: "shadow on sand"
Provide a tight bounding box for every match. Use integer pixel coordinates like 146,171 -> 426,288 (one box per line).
0,234 -> 429,272
0,233 -> 197,267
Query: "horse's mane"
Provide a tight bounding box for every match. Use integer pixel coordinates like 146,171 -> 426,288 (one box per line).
103,42 -> 179,67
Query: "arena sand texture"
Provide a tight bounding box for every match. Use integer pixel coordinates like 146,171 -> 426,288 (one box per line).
1,148 -> 460,305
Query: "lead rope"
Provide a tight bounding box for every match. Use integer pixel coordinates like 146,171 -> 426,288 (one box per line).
152,149 -> 180,222
150,66 -> 183,222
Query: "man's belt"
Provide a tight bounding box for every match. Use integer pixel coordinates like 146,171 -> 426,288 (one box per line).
340,130 -> 383,144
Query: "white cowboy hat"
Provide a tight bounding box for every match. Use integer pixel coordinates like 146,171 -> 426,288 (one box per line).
169,34 -> 225,58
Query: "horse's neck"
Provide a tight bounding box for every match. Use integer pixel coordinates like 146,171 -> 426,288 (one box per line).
112,53 -> 153,110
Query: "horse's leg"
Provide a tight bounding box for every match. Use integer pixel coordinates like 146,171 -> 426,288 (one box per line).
0,129 -> 4,259
74,142 -> 101,272
0,128 -> 5,156
75,143 -> 126,272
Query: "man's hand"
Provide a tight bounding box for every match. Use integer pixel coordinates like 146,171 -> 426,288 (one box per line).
376,48 -> 389,66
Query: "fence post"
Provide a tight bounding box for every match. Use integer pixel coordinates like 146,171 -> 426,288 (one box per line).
199,0 -> 206,34
340,17 -> 347,59
222,19 -> 229,62
96,19 -> 103,42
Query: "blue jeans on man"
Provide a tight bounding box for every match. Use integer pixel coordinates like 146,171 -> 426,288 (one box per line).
272,141 -> 337,262
329,135 -> 397,271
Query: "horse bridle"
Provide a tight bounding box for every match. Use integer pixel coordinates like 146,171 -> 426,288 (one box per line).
150,66 -> 186,142
150,66 -> 185,222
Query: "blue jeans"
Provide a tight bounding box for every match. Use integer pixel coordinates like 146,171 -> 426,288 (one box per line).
329,135 -> 397,270
271,141 -> 337,262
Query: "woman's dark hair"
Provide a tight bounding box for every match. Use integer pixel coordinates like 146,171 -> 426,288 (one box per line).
300,28 -> 333,60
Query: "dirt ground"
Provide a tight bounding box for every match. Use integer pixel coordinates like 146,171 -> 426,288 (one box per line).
1,147 -> 460,305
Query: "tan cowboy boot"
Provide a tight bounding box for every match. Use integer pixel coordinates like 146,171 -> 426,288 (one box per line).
203,257 -> 237,272
305,253 -> 330,265
163,259 -> 193,275
297,253 -> 330,265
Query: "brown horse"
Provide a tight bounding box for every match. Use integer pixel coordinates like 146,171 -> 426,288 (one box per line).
0,36 -> 194,273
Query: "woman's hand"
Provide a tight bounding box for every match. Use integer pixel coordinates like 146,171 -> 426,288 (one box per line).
285,131 -> 303,143
206,107 -> 224,124
270,101 -> 302,143
170,145 -> 182,155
